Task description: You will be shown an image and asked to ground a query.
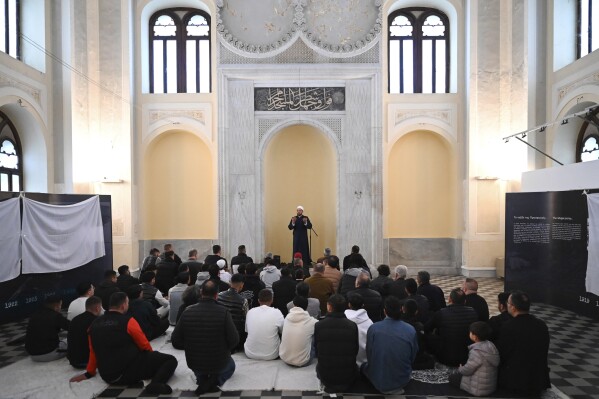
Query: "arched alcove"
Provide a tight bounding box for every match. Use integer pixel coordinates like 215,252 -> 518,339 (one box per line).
263,124 -> 337,262
142,130 -> 216,239
387,130 -> 457,238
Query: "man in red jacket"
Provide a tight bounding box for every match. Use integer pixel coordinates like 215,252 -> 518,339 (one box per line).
69,292 -> 177,395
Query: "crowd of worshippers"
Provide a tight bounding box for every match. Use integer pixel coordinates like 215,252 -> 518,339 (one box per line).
23,243 -> 551,397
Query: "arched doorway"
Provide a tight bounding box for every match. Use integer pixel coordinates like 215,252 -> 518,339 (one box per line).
263,124 -> 337,263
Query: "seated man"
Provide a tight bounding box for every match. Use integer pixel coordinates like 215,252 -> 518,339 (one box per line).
172,281 -> 239,394
127,284 -> 169,341
116,264 -> 140,291
425,288 -> 478,366
463,278 -> 490,321
304,263 -> 334,315
95,270 -> 121,311
361,296 -> 418,394
286,282 -> 321,319
67,296 -> 103,368
168,272 -> 190,326
497,290 -> 551,396
344,292 -> 372,366
272,267 -> 297,316
217,273 -> 249,351
404,278 -> 430,323
347,272 -> 383,322
279,296 -> 317,367
140,271 -> 170,318
67,281 -> 98,320
314,294 -> 359,393
25,296 -> 70,362
244,289 -> 284,360
488,292 -> 512,342
70,292 -> 177,395
416,271 -> 446,312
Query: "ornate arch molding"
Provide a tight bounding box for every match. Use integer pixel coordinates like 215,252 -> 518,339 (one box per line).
216,0 -> 382,57
258,117 -> 341,160
387,103 -> 457,148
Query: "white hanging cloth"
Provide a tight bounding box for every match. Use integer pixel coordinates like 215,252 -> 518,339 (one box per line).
22,196 -> 105,274
586,193 -> 599,296
0,197 -> 21,282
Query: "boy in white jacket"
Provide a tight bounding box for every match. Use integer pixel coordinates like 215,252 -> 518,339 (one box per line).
279,296 -> 317,366
344,292 -> 373,366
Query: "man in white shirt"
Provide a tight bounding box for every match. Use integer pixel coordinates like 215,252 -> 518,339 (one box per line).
68,282 -> 102,320
244,289 -> 284,360
279,296 -> 317,367
218,259 -> 232,284
344,292 -> 373,366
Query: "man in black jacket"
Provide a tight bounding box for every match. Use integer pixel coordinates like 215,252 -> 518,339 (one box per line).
314,294 -> 359,393
488,292 -> 512,341
67,296 -> 102,368
497,290 -> 550,396
240,263 -> 266,308
347,272 -> 383,322
25,296 -> 70,362
230,245 -> 253,268
117,264 -> 140,291
416,270 -> 446,312
155,250 -> 179,295
205,244 -> 227,268
127,284 -> 169,341
95,270 -> 121,311
69,292 -> 177,395
404,278 -> 430,323
342,245 -> 368,271
462,278 -> 489,321
272,267 -> 297,316
424,288 -> 478,366
172,280 -> 239,394
217,273 -> 249,351
180,249 -> 202,285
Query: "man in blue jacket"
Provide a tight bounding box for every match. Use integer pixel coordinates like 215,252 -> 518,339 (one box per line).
361,296 -> 418,394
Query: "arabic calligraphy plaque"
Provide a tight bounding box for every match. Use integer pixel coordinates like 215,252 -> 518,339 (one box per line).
254,87 -> 345,111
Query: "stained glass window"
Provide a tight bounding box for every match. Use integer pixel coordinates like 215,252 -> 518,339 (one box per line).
0,111 -> 22,192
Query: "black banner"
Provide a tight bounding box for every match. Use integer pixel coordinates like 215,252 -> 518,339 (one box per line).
505,190 -> 599,319
0,193 -> 112,324
254,87 -> 345,111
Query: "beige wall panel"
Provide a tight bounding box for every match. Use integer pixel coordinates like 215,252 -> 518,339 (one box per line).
387,131 -> 457,238
143,131 -> 216,239
264,125 -> 337,262
476,180 -> 501,234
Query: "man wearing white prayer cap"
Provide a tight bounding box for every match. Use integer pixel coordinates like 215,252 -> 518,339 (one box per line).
288,206 -> 313,264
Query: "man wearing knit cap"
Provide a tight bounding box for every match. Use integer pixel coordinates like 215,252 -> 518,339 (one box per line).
288,205 -> 312,264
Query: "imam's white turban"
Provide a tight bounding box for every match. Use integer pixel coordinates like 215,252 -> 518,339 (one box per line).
297,206 -> 304,211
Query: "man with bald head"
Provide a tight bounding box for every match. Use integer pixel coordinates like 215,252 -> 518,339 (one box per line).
463,278 -> 489,321
288,205 -> 312,263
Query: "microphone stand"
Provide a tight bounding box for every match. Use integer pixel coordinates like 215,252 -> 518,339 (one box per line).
309,224 -> 319,264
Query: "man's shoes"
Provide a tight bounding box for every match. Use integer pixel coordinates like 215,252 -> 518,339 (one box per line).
143,382 -> 173,395
195,377 -> 220,395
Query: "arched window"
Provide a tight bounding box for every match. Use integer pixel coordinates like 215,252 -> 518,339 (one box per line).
0,0 -> 20,59
388,8 -> 449,94
149,8 -> 211,93
577,106 -> 599,162
0,111 -> 23,192
578,0 -> 598,58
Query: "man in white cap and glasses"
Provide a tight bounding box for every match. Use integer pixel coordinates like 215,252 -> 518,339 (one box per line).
288,205 -> 313,264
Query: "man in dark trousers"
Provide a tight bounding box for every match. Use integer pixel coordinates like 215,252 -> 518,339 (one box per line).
67,296 -> 102,368
497,290 -> 550,396
69,292 -> 177,395
488,292 -> 512,342
288,206 -> 312,263
127,284 -> 169,341
272,267 -> 298,316
424,288 -> 478,366
172,280 -> 239,394
314,294 -> 359,393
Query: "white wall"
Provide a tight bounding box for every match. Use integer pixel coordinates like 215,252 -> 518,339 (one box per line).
522,160 -> 599,192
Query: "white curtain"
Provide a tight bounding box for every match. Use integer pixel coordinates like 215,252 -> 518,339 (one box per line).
0,198 -> 21,282
22,196 -> 105,274
586,193 -> 599,295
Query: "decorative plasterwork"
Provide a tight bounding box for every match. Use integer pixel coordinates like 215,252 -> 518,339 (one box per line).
149,110 -> 206,125
557,71 -> 599,101
394,109 -> 451,126
0,71 -> 41,103
216,0 -> 382,57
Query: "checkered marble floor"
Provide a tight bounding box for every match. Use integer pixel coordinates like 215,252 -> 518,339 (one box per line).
1,276 -> 596,398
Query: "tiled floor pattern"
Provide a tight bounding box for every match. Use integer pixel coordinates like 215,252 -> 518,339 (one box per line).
1,276 -> 597,398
